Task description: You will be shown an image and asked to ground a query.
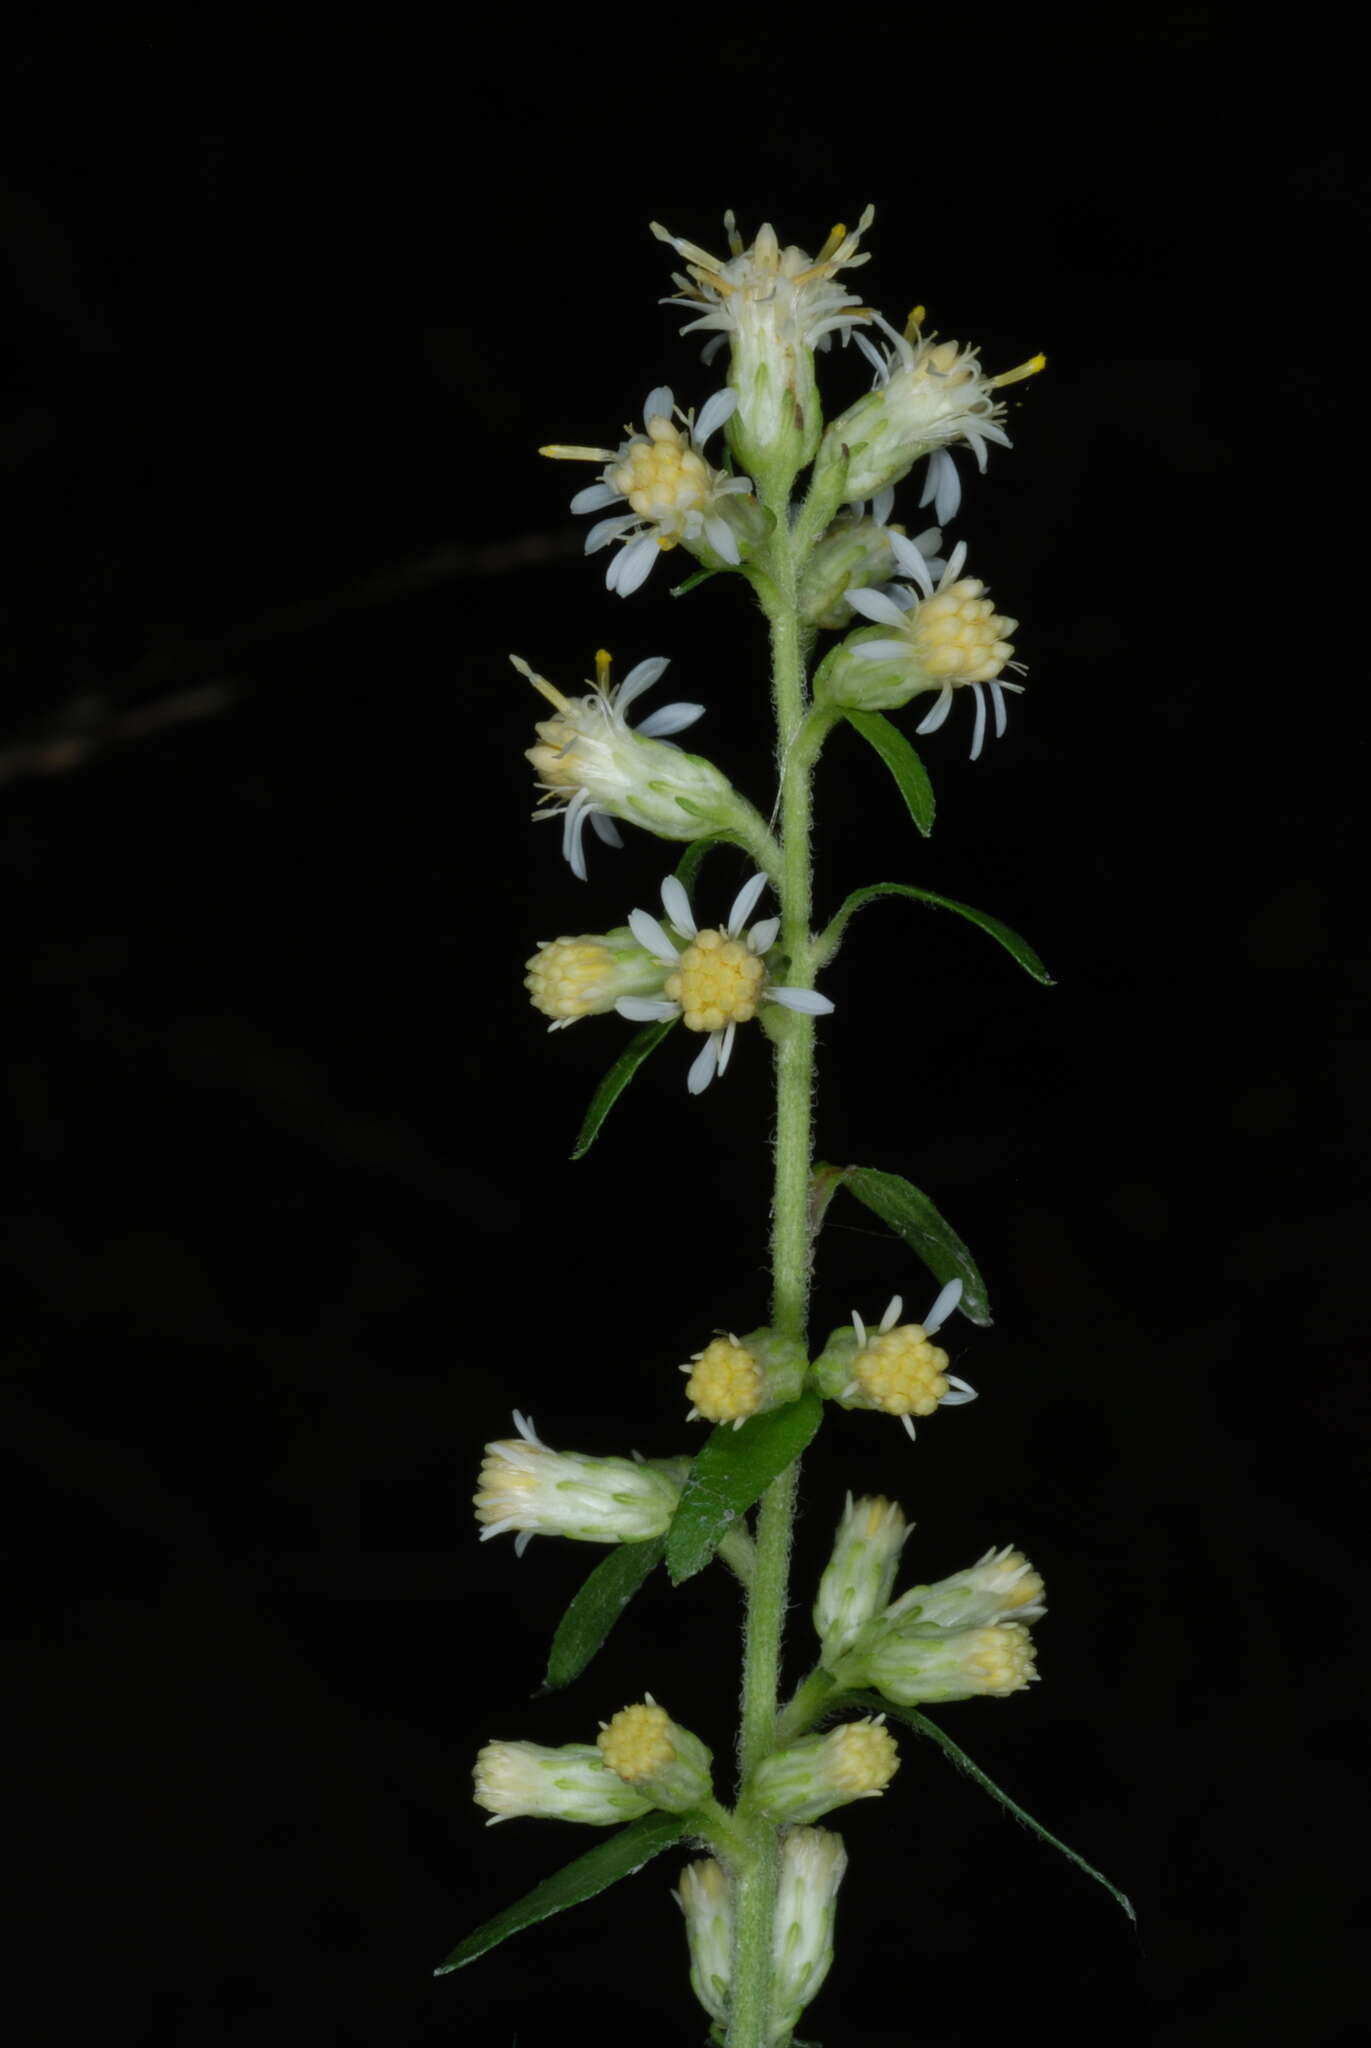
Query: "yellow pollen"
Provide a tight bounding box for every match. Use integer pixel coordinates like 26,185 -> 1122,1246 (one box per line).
594,649 -> 613,689
663,928 -> 765,1033
911,580 -> 1018,688
525,938 -> 614,1021
599,1702 -> 674,1785
686,1337 -> 763,1424
828,1718 -> 899,1794
855,1324 -> 950,1418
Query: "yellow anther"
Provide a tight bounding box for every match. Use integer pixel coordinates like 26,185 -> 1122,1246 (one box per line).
594,649 -> 613,689
815,221 -> 848,265
599,1702 -> 674,1785
686,1337 -> 763,1425
855,1323 -> 951,1418
664,929 -> 766,1032
904,305 -> 927,339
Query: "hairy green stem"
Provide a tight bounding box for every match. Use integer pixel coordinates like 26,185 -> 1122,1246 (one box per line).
726,502 -> 820,2048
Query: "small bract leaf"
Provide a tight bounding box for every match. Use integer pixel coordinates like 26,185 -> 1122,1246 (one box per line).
571,1020 -> 677,1160
814,1165 -> 991,1326
434,1810 -> 690,1974
666,1393 -> 824,1585
539,1537 -> 666,1694
841,709 -> 934,837
846,1692 -> 1136,1926
817,882 -> 1053,984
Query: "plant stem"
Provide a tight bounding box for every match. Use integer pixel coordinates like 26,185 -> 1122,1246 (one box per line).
726,503 -> 820,2048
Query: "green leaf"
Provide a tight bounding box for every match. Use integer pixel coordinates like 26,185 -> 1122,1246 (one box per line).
847,1693 -> 1136,1926
814,1164 -> 991,1326
817,882 -> 1053,985
841,709 -> 935,837
571,1020 -> 677,1160
666,1393 -> 824,1585
671,566 -> 721,597
539,1537 -> 666,1694
673,833 -> 735,893
434,1810 -> 690,1975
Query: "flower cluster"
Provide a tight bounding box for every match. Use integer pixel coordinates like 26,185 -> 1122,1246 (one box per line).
460,203 -> 1059,2048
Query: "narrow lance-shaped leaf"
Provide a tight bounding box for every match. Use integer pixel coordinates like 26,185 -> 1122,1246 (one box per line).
571,1019 -> 677,1161
816,882 -> 1053,985
539,1536 -> 666,1695
434,1810 -> 690,1975
666,1393 -> 824,1586
814,1164 -> 991,1326
846,1693 -> 1136,1927
840,708 -> 935,837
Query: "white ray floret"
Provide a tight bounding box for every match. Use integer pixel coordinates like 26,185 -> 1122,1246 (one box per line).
615,873 -> 834,1094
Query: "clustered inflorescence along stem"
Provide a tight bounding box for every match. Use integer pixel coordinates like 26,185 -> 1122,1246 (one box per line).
450,208 -> 1107,2048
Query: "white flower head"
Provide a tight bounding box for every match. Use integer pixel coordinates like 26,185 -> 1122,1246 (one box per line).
474,1411 -> 681,1552
831,539 -> 1026,759
652,208 -> 876,354
515,648 -> 741,878
812,1278 -> 976,1439
831,304 -> 1046,509
541,388 -> 756,595
854,1619 -> 1039,1706
614,871 -> 835,1095
651,209 -> 876,470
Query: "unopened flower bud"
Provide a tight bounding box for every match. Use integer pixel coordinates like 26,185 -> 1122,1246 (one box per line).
884,1545 -> 1045,1633
750,1716 -> 899,1825
814,1494 -> 910,1665
474,1413 -> 682,1552
598,1699 -> 714,1814
473,1740 -> 653,1826
799,515 -> 941,631
525,928 -> 670,1029
770,1828 -> 847,2042
838,1619 -> 1039,1706
681,1326 -> 807,1428
674,1858 -> 733,2028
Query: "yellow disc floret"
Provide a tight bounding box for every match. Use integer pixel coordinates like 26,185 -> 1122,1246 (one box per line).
611,417 -> 712,542
960,1624 -> 1037,1695
855,1323 -> 951,1418
525,938 -> 617,1023
686,1336 -> 763,1424
599,1701 -> 675,1785
827,1717 -> 900,1796
910,578 -> 1018,688
665,928 -> 766,1033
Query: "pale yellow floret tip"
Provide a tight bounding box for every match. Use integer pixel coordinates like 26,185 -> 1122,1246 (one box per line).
990,352 -> 1047,388
855,1326 -> 950,1417
686,1336 -> 763,1424
968,1625 -> 1037,1693
830,1717 -> 900,1794
911,581 -> 1018,690
664,930 -> 766,1033
599,1702 -> 674,1784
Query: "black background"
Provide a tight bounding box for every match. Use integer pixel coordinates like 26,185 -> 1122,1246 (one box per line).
5,10 -> 1364,2045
